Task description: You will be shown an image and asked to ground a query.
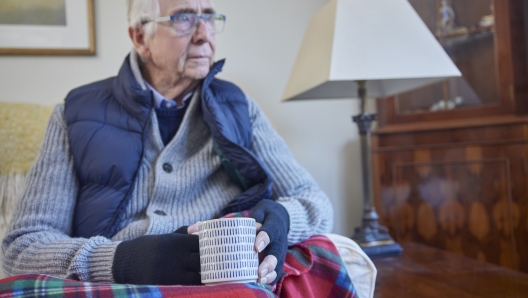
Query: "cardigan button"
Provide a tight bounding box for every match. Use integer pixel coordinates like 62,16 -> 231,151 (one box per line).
154,210 -> 167,216
162,163 -> 173,173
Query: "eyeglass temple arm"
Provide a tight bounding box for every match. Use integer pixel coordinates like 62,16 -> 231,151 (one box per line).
153,16 -> 171,23
141,16 -> 171,25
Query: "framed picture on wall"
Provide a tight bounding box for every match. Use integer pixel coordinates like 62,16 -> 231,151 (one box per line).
0,0 -> 95,55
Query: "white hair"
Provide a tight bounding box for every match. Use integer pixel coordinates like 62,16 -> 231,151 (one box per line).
126,0 -> 160,36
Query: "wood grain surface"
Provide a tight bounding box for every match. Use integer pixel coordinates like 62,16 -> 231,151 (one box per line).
373,242 -> 528,298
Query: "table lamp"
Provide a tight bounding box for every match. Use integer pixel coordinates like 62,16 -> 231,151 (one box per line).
282,0 -> 461,258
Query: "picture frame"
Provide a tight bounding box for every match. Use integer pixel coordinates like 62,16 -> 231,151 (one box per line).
0,0 -> 95,55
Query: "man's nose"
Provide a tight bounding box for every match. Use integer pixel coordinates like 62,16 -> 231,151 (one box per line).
192,19 -> 209,43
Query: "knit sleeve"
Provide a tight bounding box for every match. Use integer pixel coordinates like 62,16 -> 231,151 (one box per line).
1,104 -> 119,282
246,97 -> 334,245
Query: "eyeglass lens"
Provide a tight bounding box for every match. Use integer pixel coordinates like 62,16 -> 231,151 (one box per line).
171,14 -> 225,35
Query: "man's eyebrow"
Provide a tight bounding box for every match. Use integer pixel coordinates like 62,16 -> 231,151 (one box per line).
169,7 -> 216,15
171,8 -> 196,14
202,8 -> 216,14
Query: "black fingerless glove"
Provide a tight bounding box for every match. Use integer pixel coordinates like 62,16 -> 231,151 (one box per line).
249,199 -> 290,285
112,228 -> 200,285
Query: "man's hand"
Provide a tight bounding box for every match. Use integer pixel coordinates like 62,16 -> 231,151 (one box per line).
112,229 -> 201,285
249,199 -> 290,285
254,222 -> 278,284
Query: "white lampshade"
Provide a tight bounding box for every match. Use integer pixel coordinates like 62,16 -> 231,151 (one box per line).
282,0 -> 462,101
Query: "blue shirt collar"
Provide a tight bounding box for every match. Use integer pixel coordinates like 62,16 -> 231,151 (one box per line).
129,49 -> 193,109
143,73 -> 194,110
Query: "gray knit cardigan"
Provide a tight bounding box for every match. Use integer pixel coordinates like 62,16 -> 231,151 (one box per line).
1,88 -> 333,283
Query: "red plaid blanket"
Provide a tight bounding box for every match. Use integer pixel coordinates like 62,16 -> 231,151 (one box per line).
277,235 -> 357,298
0,235 -> 356,298
0,275 -> 274,298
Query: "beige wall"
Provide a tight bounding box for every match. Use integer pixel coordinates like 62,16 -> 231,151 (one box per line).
0,0 -> 371,237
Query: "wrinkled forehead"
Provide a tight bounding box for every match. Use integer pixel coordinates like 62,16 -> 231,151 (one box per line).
158,0 -> 215,15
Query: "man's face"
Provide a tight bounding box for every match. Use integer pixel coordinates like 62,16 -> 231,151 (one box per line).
147,0 -> 216,81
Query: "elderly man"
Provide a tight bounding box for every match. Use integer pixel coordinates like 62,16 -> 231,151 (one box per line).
1,0 -> 333,287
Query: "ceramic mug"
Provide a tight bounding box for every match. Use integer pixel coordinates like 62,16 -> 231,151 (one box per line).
196,218 -> 259,285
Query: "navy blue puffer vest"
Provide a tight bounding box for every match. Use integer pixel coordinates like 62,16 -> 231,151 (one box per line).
64,56 -> 272,239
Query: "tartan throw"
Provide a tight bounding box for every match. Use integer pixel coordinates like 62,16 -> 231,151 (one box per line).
224,212 -> 357,297
0,235 -> 356,298
276,235 -> 357,298
0,274 -> 274,298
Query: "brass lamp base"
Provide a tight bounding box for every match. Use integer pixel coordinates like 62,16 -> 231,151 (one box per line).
351,207 -> 403,259
350,86 -> 403,259
361,244 -> 403,259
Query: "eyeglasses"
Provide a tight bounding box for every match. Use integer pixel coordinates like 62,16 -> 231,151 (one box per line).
142,13 -> 226,36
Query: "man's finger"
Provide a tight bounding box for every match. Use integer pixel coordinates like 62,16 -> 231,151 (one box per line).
256,222 -> 263,231
259,270 -> 277,285
187,222 -> 199,234
254,230 -> 270,253
258,254 -> 277,279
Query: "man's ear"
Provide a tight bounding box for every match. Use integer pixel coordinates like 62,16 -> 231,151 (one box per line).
128,26 -> 150,59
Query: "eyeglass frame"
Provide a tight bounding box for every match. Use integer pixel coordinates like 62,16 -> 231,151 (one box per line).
141,13 -> 226,36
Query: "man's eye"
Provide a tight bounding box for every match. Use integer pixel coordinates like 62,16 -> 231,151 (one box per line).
174,15 -> 190,22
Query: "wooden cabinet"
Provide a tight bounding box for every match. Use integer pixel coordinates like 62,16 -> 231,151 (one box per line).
378,0 -> 527,127
372,117 -> 528,271
373,0 -> 528,272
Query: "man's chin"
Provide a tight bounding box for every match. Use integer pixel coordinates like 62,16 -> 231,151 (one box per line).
183,60 -> 212,79
184,68 -> 211,81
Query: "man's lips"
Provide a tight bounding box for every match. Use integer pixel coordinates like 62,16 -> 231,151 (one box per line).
188,55 -> 209,59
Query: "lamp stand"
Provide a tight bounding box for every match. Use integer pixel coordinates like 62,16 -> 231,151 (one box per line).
351,80 -> 403,259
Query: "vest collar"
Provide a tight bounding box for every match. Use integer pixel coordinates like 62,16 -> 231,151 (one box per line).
112,54 -> 153,124
129,49 -> 148,91
203,59 -> 225,92
112,53 -> 226,124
